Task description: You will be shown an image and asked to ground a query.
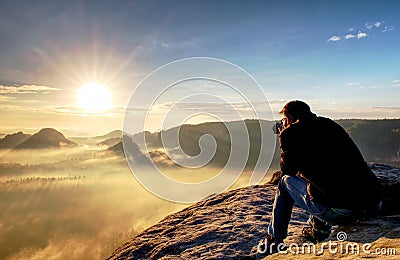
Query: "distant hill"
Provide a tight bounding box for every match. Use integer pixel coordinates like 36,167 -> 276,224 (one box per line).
70,130 -> 124,146
15,128 -> 77,149
131,131 -> 161,149
95,130 -> 123,140
0,131 -> 31,148
119,119 -> 400,168
109,137 -> 173,167
116,120 -> 277,169
336,119 -> 400,166
108,141 -> 122,152
96,137 -> 121,147
108,136 -> 149,161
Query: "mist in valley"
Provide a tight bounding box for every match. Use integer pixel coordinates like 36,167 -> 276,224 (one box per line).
0,146 -> 273,259
0,119 -> 397,259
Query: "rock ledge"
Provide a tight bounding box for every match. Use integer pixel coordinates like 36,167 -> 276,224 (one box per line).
108,164 -> 400,259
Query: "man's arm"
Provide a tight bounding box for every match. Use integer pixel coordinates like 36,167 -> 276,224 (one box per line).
279,130 -> 298,176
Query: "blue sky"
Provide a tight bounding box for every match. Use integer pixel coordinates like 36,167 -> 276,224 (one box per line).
0,0 -> 399,135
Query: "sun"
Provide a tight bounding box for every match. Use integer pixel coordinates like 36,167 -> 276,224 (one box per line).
78,82 -> 112,113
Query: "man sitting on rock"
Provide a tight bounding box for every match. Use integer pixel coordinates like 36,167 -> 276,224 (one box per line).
260,100 -> 382,254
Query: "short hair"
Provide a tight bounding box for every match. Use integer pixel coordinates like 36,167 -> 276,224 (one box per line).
280,100 -> 313,120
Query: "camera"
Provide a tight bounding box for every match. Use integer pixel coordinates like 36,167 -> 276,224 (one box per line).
272,119 -> 284,134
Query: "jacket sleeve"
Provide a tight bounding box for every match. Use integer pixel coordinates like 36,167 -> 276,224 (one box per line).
279,130 -> 298,176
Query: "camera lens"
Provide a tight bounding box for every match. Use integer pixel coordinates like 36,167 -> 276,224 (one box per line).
272,121 -> 281,134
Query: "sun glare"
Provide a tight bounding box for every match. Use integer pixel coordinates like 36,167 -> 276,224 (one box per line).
78,82 -> 112,113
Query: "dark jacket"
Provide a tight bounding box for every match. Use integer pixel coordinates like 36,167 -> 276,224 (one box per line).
279,115 -> 381,210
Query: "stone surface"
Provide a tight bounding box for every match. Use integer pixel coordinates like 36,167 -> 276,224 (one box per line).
108,164 -> 400,259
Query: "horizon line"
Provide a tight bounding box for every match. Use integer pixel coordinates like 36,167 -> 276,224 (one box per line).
1,117 -> 399,137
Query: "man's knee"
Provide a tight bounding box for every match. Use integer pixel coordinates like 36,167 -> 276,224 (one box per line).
278,175 -> 292,189
278,175 -> 307,193
278,175 -> 293,186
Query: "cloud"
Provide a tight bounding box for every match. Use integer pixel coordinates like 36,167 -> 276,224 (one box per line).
141,100 -> 289,124
328,21 -> 392,43
327,36 -> 341,42
344,34 -> 355,40
365,21 -> 383,30
314,106 -> 400,119
357,32 -> 368,39
346,82 -> 360,86
50,105 -> 127,116
0,84 -> 61,94
364,21 -> 395,33
0,95 -> 15,101
391,80 -> 400,83
151,40 -> 193,49
331,20 -> 394,42
382,26 -> 394,32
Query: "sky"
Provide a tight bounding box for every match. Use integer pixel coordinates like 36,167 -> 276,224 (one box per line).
0,0 -> 399,136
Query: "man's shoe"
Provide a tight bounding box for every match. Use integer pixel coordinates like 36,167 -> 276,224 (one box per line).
257,235 -> 285,255
301,226 -> 330,243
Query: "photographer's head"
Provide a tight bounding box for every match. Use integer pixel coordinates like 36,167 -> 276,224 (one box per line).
273,100 -> 315,134
280,100 -> 314,123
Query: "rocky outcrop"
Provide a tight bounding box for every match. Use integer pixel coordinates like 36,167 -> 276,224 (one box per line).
108,164 -> 400,259
370,164 -> 400,215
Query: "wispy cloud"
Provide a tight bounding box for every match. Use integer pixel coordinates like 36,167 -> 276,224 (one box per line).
327,35 -> 341,42
365,21 -> 383,30
50,105 -> 127,116
382,26 -> 395,32
391,80 -> 400,87
327,31 -> 367,42
151,39 -> 193,50
346,82 -> 360,86
0,95 -> 15,101
0,84 -> 61,94
357,32 -> 368,39
344,34 -> 355,39
314,106 -> 400,119
329,20 -> 393,43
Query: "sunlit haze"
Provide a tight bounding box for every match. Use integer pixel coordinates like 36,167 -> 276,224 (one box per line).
0,2 -> 399,259
0,0 -> 399,136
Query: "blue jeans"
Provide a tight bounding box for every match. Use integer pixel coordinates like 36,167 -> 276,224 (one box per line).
267,175 -> 381,241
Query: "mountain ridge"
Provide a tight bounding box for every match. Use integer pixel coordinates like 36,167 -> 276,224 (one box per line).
15,128 -> 77,149
95,130 -> 123,139
97,137 -> 121,147
112,119 -> 400,167
0,131 -> 31,148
